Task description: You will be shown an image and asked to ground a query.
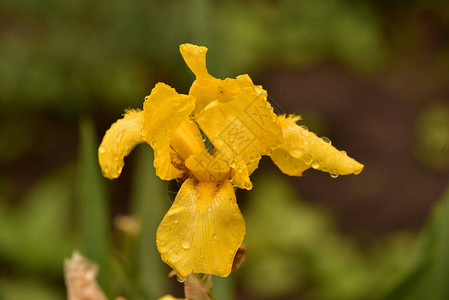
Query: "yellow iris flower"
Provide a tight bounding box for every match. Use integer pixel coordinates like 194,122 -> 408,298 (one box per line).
98,44 -> 364,280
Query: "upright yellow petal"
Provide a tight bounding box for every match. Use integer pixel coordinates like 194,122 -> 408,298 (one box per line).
179,44 -> 212,79
180,44 -> 274,117
142,83 -> 195,181
184,149 -> 231,182
98,109 -> 144,179
196,86 -> 282,189
180,43 -> 220,113
156,178 -> 245,279
272,115 -> 364,176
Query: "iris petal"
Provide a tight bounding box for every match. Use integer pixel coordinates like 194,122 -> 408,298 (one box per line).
142,83 -> 195,181
270,148 -> 311,176
179,43 -> 211,79
185,150 -> 231,182
180,43 -> 221,114
272,115 -> 364,176
156,178 -> 245,279
196,85 -> 282,189
98,109 -> 144,179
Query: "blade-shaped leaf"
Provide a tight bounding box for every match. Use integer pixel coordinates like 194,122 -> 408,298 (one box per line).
380,184 -> 449,300
130,145 -> 170,299
77,119 -> 111,296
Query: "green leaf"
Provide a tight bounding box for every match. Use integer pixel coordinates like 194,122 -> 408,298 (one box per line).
380,184 -> 449,300
77,119 -> 111,296
212,275 -> 236,300
130,145 -> 171,299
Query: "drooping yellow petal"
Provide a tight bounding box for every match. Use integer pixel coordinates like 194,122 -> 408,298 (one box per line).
196,86 -> 282,189
98,109 -> 144,179
142,83 -> 195,181
270,148 -> 311,176
185,149 -> 230,182
272,115 -> 364,176
156,178 -> 245,279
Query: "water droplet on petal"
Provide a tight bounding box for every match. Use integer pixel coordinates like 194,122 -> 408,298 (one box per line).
181,237 -> 190,250
176,276 -> 185,283
291,149 -> 302,157
302,154 -> 313,164
330,168 -> 339,178
321,137 -> 331,144
311,161 -> 319,169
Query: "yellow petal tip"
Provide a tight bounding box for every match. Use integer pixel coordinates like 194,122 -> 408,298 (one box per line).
179,43 -> 210,78
98,110 -> 144,179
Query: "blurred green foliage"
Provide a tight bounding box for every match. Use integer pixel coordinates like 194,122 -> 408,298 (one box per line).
0,168 -> 74,300
0,0 -> 386,117
415,102 -> 449,169
242,173 -> 416,300
381,184 -> 449,300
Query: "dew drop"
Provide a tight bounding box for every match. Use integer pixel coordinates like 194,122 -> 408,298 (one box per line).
302,154 -> 312,164
311,161 -> 319,169
291,149 -> 302,157
330,168 -> 339,178
181,237 -> 191,250
176,276 -> 185,283
174,220 -> 179,224
99,147 -> 105,153
321,137 -> 331,144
